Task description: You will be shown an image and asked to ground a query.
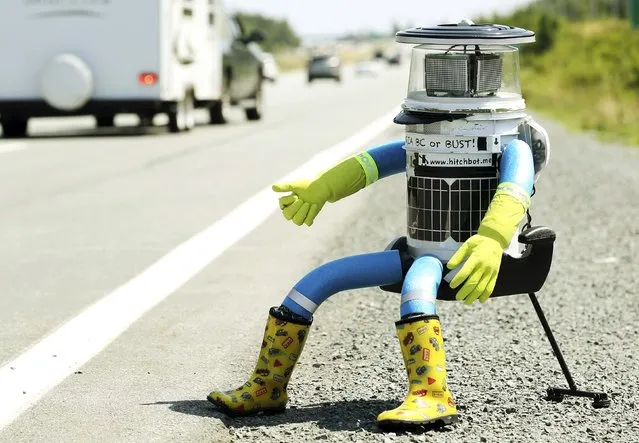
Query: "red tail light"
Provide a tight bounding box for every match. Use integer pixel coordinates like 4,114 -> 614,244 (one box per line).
138,72 -> 158,86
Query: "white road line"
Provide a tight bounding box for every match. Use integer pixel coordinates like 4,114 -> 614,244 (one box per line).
0,106 -> 401,430
0,143 -> 26,154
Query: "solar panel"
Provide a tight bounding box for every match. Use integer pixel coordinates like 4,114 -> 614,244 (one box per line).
407,176 -> 499,243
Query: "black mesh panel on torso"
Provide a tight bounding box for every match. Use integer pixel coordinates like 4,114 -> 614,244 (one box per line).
407,176 -> 499,243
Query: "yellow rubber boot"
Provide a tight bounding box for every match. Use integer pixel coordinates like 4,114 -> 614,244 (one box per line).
377,315 -> 458,430
207,307 -> 312,416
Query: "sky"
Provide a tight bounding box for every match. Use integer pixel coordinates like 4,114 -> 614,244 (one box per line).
226,0 -> 536,37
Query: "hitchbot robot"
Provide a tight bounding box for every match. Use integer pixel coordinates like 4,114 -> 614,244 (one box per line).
208,20 -> 610,431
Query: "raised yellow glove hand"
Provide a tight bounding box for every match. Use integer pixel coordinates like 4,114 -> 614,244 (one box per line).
446,235 -> 503,305
272,179 -> 330,226
272,154 -> 378,227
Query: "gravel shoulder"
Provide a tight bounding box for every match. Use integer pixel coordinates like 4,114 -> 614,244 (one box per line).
209,118 -> 639,442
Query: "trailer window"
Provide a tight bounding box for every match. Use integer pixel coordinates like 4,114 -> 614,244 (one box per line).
183,8 -> 193,17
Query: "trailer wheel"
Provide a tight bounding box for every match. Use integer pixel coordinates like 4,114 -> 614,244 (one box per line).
167,103 -> 181,133
208,93 -> 231,125
138,115 -> 155,127
169,93 -> 196,133
244,83 -> 263,121
184,92 -> 195,131
168,99 -> 186,133
2,118 -> 28,138
95,115 -> 115,128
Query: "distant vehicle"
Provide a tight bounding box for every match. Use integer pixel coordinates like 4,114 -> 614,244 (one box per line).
387,52 -> 402,66
217,16 -> 267,123
0,0 -> 265,138
308,54 -> 342,83
355,61 -> 382,77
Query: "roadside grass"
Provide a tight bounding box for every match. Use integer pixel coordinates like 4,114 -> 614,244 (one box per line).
521,19 -> 639,147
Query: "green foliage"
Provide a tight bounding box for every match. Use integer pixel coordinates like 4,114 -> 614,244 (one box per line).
535,13 -> 562,53
477,0 -> 628,55
477,4 -> 563,54
522,20 -> 639,145
476,1 -> 639,146
535,0 -> 627,20
235,13 -> 301,52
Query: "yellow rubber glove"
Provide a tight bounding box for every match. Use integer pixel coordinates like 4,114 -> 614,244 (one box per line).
447,234 -> 503,305
272,153 -> 378,226
447,182 -> 531,305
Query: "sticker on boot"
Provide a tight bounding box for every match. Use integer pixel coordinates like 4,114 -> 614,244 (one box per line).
255,387 -> 268,397
403,332 -> 415,345
411,398 -> 427,406
427,377 -> 436,385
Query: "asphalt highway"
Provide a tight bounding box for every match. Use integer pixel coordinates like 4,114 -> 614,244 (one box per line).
0,64 -> 637,442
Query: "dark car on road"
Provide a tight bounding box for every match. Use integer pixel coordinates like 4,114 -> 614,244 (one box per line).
209,16 -> 266,124
307,53 -> 342,83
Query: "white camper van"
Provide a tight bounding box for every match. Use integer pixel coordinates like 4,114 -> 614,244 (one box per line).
0,0 -> 235,137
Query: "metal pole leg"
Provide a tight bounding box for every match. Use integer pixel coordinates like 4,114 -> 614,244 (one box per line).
528,293 -> 611,408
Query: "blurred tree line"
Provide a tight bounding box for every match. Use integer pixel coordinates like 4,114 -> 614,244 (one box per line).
478,0 -> 628,55
235,13 -> 301,52
536,0 -> 627,20
478,0 -> 639,146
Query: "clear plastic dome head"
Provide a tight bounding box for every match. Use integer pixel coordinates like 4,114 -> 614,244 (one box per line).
395,22 -> 535,113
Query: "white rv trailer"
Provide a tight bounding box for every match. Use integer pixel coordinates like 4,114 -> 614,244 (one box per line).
0,0 -> 226,137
